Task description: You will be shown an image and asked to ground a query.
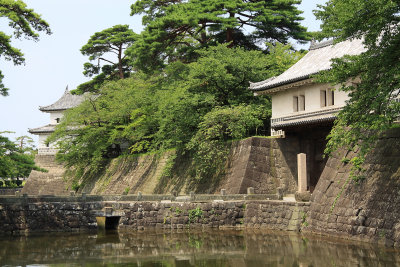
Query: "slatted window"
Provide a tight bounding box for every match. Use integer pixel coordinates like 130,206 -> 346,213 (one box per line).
321,89 -> 334,107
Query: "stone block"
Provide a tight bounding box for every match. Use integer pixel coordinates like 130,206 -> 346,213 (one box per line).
295,191 -> 311,202
247,187 -> 254,195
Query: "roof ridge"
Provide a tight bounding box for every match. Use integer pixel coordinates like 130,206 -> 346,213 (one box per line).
309,39 -> 334,50
249,76 -> 276,89
39,88 -> 85,112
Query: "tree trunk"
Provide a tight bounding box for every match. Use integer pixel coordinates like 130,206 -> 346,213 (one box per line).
226,12 -> 235,47
118,44 -> 124,79
201,22 -> 207,44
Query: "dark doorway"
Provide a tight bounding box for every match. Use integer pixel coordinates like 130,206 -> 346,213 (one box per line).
283,122 -> 333,193
96,216 -> 121,230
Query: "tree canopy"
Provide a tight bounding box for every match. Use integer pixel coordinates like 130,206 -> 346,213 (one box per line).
0,0 -> 51,96
314,0 -> 400,179
128,0 -> 308,71
51,44 -> 303,185
75,24 -> 138,94
0,133 -> 43,182
50,0 -> 308,190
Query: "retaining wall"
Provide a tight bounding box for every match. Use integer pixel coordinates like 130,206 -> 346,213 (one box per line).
0,196 -> 308,235
0,187 -> 22,196
23,137 -> 302,196
304,128 -> 400,247
22,155 -> 69,195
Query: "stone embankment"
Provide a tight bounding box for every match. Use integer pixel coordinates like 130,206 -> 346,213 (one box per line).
304,128 -> 400,247
22,155 -> 69,195
0,195 -> 308,235
15,129 -> 400,248
22,137 -> 300,196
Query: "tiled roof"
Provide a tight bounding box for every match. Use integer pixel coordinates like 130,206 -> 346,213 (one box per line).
39,88 -> 85,112
249,38 -> 366,92
273,115 -> 336,128
28,124 -> 56,134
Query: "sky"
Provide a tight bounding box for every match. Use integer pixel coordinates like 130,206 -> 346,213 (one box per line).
0,0 -> 326,145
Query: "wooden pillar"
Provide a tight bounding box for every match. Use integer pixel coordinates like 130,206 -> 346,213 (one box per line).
297,153 -> 307,192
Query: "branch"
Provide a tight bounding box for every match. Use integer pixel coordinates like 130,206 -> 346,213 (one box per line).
98,57 -> 116,65
237,12 -> 254,19
107,44 -> 120,52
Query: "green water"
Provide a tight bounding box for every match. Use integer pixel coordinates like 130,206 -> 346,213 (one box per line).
0,229 -> 399,266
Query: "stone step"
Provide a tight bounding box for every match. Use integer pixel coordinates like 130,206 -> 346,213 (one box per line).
283,194 -> 296,202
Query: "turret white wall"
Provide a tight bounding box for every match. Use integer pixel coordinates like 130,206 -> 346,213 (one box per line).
38,134 -> 58,155
49,111 -> 64,124
271,83 -> 349,119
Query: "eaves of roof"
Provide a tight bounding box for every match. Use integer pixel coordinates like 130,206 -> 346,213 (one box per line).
28,124 -> 56,134
249,38 -> 366,93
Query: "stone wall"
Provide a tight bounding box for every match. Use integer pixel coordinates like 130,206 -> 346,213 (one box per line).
245,201 -> 309,231
23,152 -> 173,196
221,129 -> 330,195
82,152 -> 172,195
22,155 -> 69,195
221,137 -> 298,195
304,128 -> 400,247
0,187 -> 22,196
0,197 -> 308,235
0,198 -> 100,233
23,137 -> 301,196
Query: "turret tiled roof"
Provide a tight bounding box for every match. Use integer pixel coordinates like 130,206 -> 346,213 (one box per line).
249,38 -> 366,92
28,124 -> 56,134
39,88 -> 85,112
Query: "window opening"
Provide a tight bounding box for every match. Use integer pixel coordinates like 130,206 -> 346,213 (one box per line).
293,96 -> 299,112
299,95 -> 305,111
327,89 -> 334,106
320,90 -> 327,107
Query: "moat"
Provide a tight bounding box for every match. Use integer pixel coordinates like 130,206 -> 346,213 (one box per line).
1,229 -> 399,267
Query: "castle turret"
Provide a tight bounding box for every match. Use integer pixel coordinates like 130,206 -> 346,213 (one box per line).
28,87 -> 85,155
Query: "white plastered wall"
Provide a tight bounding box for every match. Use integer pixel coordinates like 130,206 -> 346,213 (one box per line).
271,83 -> 349,118
38,134 -> 52,149
49,111 -> 64,124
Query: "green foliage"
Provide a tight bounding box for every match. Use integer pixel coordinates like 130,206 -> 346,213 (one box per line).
171,207 -> 183,215
53,40 -> 302,188
74,25 -> 138,94
0,179 -> 22,187
188,235 -> 203,249
50,75 -> 159,180
188,207 -> 203,223
300,211 -> 308,227
340,157 -> 350,164
0,132 -> 44,180
15,135 -> 36,153
160,153 -> 177,180
71,181 -> 80,192
185,43 -> 303,106
129,0 -> 308,72
124,187 -> 130,195
187,105 -> 266,181
155,44 -> 300,151
315,0 -> 400,179
0,0 -> 51,96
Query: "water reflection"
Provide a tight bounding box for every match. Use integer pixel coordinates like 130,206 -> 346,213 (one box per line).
0,229 -> 399,266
